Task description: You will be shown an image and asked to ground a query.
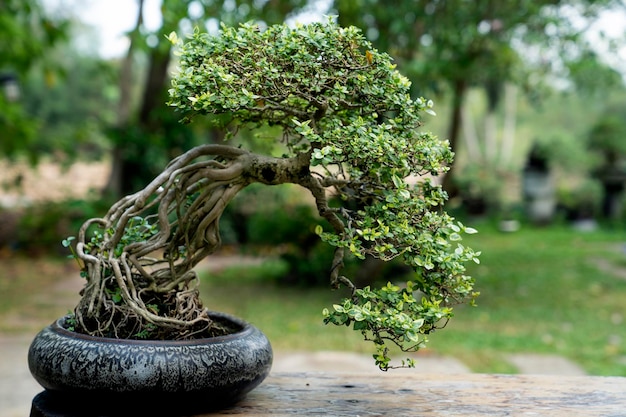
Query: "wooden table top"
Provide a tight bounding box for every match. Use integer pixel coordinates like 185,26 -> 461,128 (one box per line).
199,372 -> 626,416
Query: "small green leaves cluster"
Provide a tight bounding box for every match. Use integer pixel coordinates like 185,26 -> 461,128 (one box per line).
311,144 -> 343,166
64,216 -> 157,275
112,216 -> 158,256
87,216 -> 157,258
134,323 -> 157,339
62,236 -> 82,272
64,312 -> 77,332
323,282 -> 452,370
316,181 -> 480,367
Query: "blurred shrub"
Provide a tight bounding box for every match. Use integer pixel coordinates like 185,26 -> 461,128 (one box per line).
0,208 -> 21,253
588,112 -> 626,160
454,163 -> 511,217
9,198 -> 112,255
246,203 -> 339,286
221,184 -> 410,286
556,179 -> 603,221
247,204 -> 318,247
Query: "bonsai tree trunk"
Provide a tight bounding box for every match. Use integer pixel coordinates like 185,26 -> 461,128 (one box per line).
75,145 -> 347,339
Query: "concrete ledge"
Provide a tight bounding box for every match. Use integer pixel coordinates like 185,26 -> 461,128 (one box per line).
506,353 -> 587,376
200,372 -> 626,416
27,372 -> 626,416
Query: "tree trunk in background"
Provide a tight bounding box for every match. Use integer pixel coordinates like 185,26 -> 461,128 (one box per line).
114,48 -> 172,197
500,83 -> 517,167
139,49 -> 171,127
484,111 -> 497,162
104,0 -> 144,198
105,44 -> 172,197
462,97 -> 481,162
442,79 -> 467,199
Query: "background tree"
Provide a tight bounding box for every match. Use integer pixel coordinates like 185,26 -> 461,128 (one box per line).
0,0 -> 68,161
20,50 -> 117,162
334,0 -> 622,197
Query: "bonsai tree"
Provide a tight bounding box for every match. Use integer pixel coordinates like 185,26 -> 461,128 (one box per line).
67,20 -> 480,370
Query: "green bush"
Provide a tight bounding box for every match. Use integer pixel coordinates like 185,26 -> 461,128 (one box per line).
246,204 -> 336,286
15,198 -> 111,254
556,179 -> 603,221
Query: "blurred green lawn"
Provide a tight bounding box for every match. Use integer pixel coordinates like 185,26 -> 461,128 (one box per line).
199,225 -> 626,376
427,225 -> 626,376
1,225 -> 624,376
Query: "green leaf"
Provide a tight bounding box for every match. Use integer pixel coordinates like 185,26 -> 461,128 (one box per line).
399,189 -> 411,200
354,321 -> 368,331
166,31 -> 179,45
392,174 -> 404,188
167,19 -> 479,370
62,236 -> 75,247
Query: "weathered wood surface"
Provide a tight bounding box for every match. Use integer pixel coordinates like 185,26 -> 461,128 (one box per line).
200,372 -> 626,417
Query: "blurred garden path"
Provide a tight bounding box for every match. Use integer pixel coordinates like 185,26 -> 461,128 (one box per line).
0,159 -> 110,208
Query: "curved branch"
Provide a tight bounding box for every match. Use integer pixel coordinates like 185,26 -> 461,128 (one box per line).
297,173 -> 354,291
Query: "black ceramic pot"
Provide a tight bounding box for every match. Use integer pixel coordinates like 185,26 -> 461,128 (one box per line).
28,311 -> 272,415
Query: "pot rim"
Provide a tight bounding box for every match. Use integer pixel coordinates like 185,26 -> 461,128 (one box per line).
51,310 -> 253,346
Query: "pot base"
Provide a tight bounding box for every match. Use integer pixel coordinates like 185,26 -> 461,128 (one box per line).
31,389 -> 242,417
28,312 -> 273,414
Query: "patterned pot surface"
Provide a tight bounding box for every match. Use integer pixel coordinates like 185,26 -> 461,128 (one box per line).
28,311 -> 272,408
